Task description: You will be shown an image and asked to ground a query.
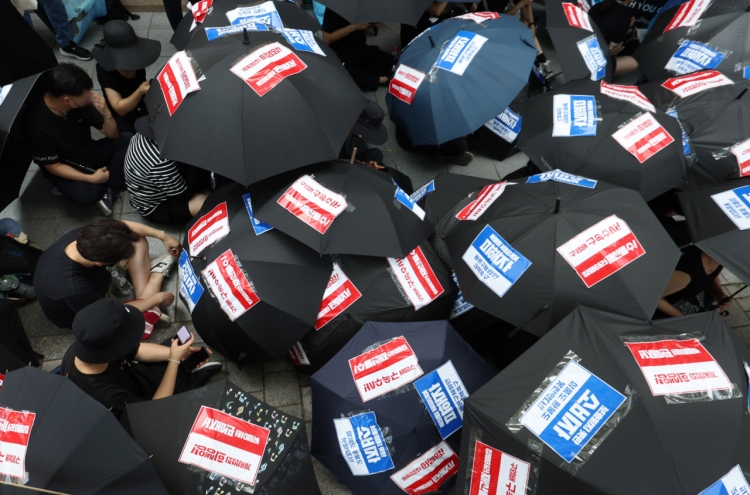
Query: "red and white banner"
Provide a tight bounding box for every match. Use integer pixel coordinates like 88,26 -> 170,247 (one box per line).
179,406 -> 269,484
624,339 -> 733,395
0,374 -> 4,390
455,183 -> 511,221
157,51 -> 200,116
389,65 -> 427,105
468,441 -> 530,495
390,441 -> 459,495
664,0 -> 711,33
188,202 -> 229,256
0,407 -> 35,478
277,175 -> 348,234
562,2 -> 592,31
600,81 -> 655,112
287,342 -> 310,365
349,336 -> 423,402
455,12 -> 500,23
731,139 -> 750,177
315,263 -> 362,330
661,70 -> 734,98
612,112 -> 675,163
191,0 -> 212,22
557,215 -> 646,288
387,246 -> 445,310
202,249 -> 261,321
231,42 -> 307,97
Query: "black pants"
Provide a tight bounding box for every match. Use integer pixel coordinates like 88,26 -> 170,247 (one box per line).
396,128 -> 468,157
341,46 -> 395,92
144,165 -> 212,225
162,0 -> 184,30
0,299 -> 40,370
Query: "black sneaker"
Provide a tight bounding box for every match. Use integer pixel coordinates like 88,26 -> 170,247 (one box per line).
538,60 -> 555,81
59,42 -> 93,61
96,188 -> 118,216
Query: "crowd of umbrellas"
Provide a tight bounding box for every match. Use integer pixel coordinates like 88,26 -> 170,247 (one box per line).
2,0 -> 750,493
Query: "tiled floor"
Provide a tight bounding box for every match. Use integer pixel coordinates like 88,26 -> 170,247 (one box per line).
8,10 -> 750,495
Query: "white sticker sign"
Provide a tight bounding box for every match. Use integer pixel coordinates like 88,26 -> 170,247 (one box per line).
665,40 -> 726,75
390,441 -> 459,495
611,112 -> 675,163
202,249 -> 261,321
661,70 -> 734,98
462,225 -> 532,298
731,140 -> 750,178
434,31 -> 488,76
389,65 -> 427,105
600,81 -> 655,112
387,246 -> 445,311
280,29 -> 326,56
455,183 -> 511,221
699,465 -> 750,495
226,1 -> 283,28
334,412 -> 395,476
157,51 -> 200,116
711,185 -> 750,230
0,407 -> 34,478
467,441 -> 530,495
231,42 -> 307,97
484,108 -> 522,143
188,201 -> 229,256
348,336 -> 423,402
413,361 -> 469,439
179,250 -> 204,313
287,342 -> 310,365
277,175 -> 348,234
0,85 -> 12,107
315,263 -> 362,330
562,2 -> 593,31
552,94 -> 598,137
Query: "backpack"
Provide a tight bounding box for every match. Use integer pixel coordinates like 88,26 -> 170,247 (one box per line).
0,236 -> 42,284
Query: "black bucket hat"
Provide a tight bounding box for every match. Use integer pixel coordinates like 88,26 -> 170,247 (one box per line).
134,115 -> 156,140
352,100 -> 388,145
72,299 -> 145,364
93,20 -> 161,71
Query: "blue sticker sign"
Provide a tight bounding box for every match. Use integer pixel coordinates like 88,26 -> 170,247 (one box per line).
699,465 -> 750,495
461,225 -> 532,298
414,361 -> 470,439
178,250 -> 204,313
242,192 -> 274,235
434,31 -> 488,76
519,361 -> 626,463
710,185 -> 750,231
576,34 -> 607,81
333,412 -> 395,476
526,169 -> 597,188
744,67 -> 750,80
450,271 -> 474,319
665,108 -> 693,156
552,94 -> 598,137
395,187 -> 426,220
666,40 -> 726,75
205,21 -> 269,41
280,29 -> 326,56
484,108 -> 523,143
410,180 -> 435,203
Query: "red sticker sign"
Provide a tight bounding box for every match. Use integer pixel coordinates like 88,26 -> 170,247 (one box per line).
454,12 -> 500,23
277,175 -> 348,234
315,263 -> 362,330
231,42 -> 307,97
624,339 -> 733,395
389,65 -> 427,105
600,81 -> 655,112
387,246 -> 445,311
287,342 -> 310,365
191,0 -> 212,22
390,441 -> 459,495
468,441 -> 530,495
157,51 -> 201,116
661,70 -> 734,98
611,112 -> 675,163
188,201 -> 229,256
202,249 -> 261,321
557,215 -> 646,288
455,182 -> 511,221
663,0 -> 711,33
349,336 -> 423,402
0,407 -> 35,478
731,139 -> 750,177
179,406 -> 270,485
562,2 -> 593,31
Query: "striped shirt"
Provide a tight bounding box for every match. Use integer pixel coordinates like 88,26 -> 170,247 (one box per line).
124,133 -> 187,216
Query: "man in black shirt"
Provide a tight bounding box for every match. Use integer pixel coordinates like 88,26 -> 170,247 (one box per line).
22,63 -> 133,216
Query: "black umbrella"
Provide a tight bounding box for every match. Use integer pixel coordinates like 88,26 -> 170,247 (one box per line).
171,0 -> 321,51
0,366 -> 167,494
419,172 -> 497,230
122,378 -> 320,495
145,30 -> 366,186
455,306 -> 750,495
182,182 -> 332,362
0,300 -> 40,373
443,178 -> 681,335
311,321 -> 496,495
315,0 -> 436,25
677,177 -> 750,286
254,162 -> 435,258
516,78 -> 687,201
0,72 -> 46,156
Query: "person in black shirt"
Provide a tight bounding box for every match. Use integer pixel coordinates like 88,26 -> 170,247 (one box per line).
92,21 -> 161,134
589,0 -> 639,75
22,63 -> 132,216
322,8 -> 396,91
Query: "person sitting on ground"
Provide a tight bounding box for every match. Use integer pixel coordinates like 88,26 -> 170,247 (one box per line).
323,7 -> 396,92
589,0 -> 639,76
62,299 -> 222,418
396,127 -> 474,166
22,63 -> 132,216
93,20 -> 161,134
125,117 -> 212,225
34,218 -> 179,331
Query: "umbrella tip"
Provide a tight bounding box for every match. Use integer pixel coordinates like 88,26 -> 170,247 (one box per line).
554,197 -> 561,214
428,35 -> 436,48
243,27 -> 251,45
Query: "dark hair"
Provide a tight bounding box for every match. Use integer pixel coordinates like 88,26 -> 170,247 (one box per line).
77,219 -> 140,264
48,63 -> 93,98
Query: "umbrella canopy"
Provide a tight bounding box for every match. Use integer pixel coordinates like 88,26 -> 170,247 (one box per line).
182,183 -> 332,362
443,178 -> 681,335
254,162 -> 435,258
0,300 -> 39,372
121,378 -> 320,495
418,171 -> 497,229
516,78 -> 687,201
677,177 -> 750,286
311,321 -> 496,495
0,366 -> 167,494
387,15 -> 537,146
455,306 -> 750,494
315,0 -> 435,25
145,30 -> 367,186
0,71 -> 46,156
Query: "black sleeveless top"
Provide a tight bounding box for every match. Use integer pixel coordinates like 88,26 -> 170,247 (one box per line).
665,246 -> 722,304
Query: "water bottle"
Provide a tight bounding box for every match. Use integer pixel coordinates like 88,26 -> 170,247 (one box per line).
111,271 -> 134,296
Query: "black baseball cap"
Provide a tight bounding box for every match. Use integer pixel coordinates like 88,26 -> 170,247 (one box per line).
72,299 -> 144,364
352,100 -> 388,145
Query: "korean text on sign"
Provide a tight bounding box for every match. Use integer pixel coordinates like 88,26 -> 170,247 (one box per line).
231,42 -> 307,97
557,215 -> 645,288
600,81 -> 655,112
157,51 -> 200,116
334,412 -> 395,476
731,140 -> 750,178
179,406 -> 269,484
315,263 -> 362,330
280,29 -> 326,56
611,112 -> 674,163
190,0 -> 211,22
665,40 -> 726,75
661,70 -> 734,98
453,12 -> 500,23
562,2 -> 592,31
0,407 -> 35,478
455,182 -> 511,221
526,169 -> 597,188
205,21 -> 269,41
698,465 -> 750,495
390,441 -> 459,495
389,65 -> 427,105
468,441 -> 530,495
225,1 -> 283,28
387,246 -> 445,310
435,31 -> 488,76
450,271 -> 474,319
348,336 -> 423,402
287,342 -> 310,365
484,108 -> 522,143
576,35 -> 607,81
711,185 -> 750,230
188,201 -> 229,256
202,249 -> 261,321
462,225 -> 532,298
414,361 -> 469,439
552,94 -> 598,137
664,0 -> 711,33
179,250 -> 204,313
277,175 -> 348,234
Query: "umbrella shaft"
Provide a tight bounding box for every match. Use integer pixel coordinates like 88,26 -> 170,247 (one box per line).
0,480 -> 70,495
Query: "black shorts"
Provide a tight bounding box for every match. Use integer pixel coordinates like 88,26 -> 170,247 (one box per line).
144,193 -> 192,225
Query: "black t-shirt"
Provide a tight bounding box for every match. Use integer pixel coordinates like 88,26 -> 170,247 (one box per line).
96,65 -> 148,131
323,8 -> 366,60
34,228 -> 112,328
22,98 -> 104,167
589,1 -> 633,44
401,12 -> 432,48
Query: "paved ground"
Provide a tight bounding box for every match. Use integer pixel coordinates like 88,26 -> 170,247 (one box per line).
8,10 -> 750,494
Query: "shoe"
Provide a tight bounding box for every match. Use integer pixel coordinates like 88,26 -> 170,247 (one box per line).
436,151 -> 474,166
96,188 -> 117,216
192,362 -> 224,386
191,361 -> 223,374
538,60 -> 555,80
150,253 -> 176,276
59,42 -> 93,61
156,312 -> 171,328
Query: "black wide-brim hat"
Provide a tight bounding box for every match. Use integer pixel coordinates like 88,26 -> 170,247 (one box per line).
352,99 -> 388,145
72,299 -> 145,364
93,20 -> 161,71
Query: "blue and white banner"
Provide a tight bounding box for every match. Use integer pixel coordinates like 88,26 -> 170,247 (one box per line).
280,29 -> 326,56
519,361 -> 626,463
435,31 -> 488,76
205,20 -> 269,41
462,225 -> 532,298
552,94 -> 598,137
450,271 -> 474,319
745,67 -> 750,80
576,35 -> 607,81
334,412 -> 395,476
410,180 -> 435,203
484,108 -> 522,143
178,250 -> 204,313
699,465 -> 750,495
226,1 -> 283,29
710,185 -> 750,231
665,40 -> 726,75
526,169 -> 597,188
665,108 -> 693,157
242,192 -> 274,235
395,187 -> 426,220
414,361 -> 469,439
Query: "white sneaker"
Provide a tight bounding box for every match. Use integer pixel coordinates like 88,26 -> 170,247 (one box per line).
150,253 -> 176,276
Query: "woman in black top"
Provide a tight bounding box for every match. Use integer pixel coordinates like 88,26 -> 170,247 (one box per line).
589,0 -> 639,76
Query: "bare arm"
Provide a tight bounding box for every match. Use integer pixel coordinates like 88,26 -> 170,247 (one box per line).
104,81 -> 149,117
323,23 -> 368,44
126,292 -> 174,312
91,92 -> 119,139
122,220 -> 182,256
427,2 -> 449,16
506,0 -> 532,16
658,271 -> 690,317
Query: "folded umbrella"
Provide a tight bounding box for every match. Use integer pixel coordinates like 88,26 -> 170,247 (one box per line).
315,0 -> 435,25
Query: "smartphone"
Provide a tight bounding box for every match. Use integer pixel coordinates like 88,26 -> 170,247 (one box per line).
175,326 -> 191,345
182,347 -> 210,370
